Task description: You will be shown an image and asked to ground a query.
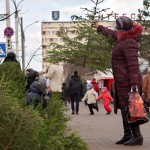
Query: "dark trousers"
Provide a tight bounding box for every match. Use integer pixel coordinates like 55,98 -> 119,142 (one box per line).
70,91 -> 80,113
88,103 -> 98,114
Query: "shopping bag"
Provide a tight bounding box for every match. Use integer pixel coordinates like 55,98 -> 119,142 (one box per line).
128,91 -> 149,125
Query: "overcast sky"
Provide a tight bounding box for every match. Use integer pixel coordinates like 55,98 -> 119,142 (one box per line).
0,0 -> 143,71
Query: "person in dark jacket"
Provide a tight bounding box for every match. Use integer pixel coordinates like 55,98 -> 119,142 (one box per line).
68,71 -> 83,115
0,52 -> 26,98
3,51 -> 19,63
26,68 -> 39,92
93,16 -> 143,145
26,79 -> 43,109
61,83 -> 70,106
26,77 -> 51,109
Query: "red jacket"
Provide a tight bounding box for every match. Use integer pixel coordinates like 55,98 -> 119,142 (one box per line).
97,91 -> 113,104
91,79 -> 99,93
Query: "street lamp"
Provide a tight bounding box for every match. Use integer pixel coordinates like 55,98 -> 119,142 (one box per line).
20,17 -> 39,70
24,21 -> 39,33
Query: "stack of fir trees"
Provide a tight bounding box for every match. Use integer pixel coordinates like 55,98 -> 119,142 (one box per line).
0,63 -> 88,149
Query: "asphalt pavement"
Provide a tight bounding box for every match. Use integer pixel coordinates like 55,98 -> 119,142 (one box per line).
67,102 -> 150,150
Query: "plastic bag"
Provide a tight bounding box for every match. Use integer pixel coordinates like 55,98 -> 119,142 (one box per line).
128,91 -> 149,124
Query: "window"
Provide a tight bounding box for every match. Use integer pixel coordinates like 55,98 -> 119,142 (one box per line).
46,27 -> 57,29
46,31 -> 50,35
42,31 -> 46,35
45,38 -> 50,42
42,45 -> 46,48
46,45 -> 50,49
43,57 -> 46,61
60,38 -> 64,42
57,31 -> 60,35
53,38 -> 58,42
52,31 -> 57,35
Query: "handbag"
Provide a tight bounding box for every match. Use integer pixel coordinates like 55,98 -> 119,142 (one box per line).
128,89 -> 149,125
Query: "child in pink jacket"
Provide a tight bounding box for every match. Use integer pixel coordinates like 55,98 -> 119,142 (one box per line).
97,87 -> 113,115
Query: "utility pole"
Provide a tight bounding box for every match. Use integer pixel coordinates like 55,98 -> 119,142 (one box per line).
15,13 -> 19,60
20,18 -> 39,70
20,17 -> 25,70
5,0 -> 12,52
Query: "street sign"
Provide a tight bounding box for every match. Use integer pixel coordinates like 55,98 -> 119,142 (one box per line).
52,11 -> 59,20
0,43 -> 6,58
4,27 -> 14,38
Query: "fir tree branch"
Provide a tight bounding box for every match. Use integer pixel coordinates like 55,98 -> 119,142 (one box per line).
3,115 -> 24,150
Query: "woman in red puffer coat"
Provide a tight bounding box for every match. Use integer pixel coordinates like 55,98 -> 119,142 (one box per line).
93,16 -> 143,146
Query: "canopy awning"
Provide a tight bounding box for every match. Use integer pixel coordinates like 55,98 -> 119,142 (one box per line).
94,69 -> 114,80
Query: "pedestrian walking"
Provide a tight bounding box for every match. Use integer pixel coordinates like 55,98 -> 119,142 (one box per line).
68,71 -> 83,115
61,83 -> 70,107
142,67 -> 150,107
91,78 -> 99,95
93,16 -> 143,145
82,83 -> 98,115
46,64 -> 64,92
97,87 -> 112,115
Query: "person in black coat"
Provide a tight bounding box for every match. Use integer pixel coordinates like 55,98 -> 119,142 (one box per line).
0,52 -> 26,98
26,68 -> 39,92
68,71 -> 83,115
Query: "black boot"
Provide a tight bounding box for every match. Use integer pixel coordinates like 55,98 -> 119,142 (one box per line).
116,132 -> 132,144
124,124 -> 143,145
116,108 -> 132,144
116,127 -> 132,144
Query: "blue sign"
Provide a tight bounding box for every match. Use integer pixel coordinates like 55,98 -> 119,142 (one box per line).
52,11 -> 59,20
0,43 -> 6,57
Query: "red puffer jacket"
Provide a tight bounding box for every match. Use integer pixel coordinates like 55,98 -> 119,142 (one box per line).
97,91 -> 113,105
91,79 -> 99,93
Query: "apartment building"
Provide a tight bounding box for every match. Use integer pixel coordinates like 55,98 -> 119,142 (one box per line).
41,21 -> 115,71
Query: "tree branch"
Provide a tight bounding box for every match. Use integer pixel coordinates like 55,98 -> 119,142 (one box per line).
25,45 -> 42,70
3,115 -> 24,150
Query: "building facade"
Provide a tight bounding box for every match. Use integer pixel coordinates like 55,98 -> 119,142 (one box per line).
41,21 -> 115,71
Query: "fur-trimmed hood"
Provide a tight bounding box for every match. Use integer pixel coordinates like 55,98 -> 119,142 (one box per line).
117,24 -> 143,42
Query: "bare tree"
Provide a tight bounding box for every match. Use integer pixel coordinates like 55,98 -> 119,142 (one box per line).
81,0 -> 113,21
25,45 -> 42,70
0,0 -> 23,21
